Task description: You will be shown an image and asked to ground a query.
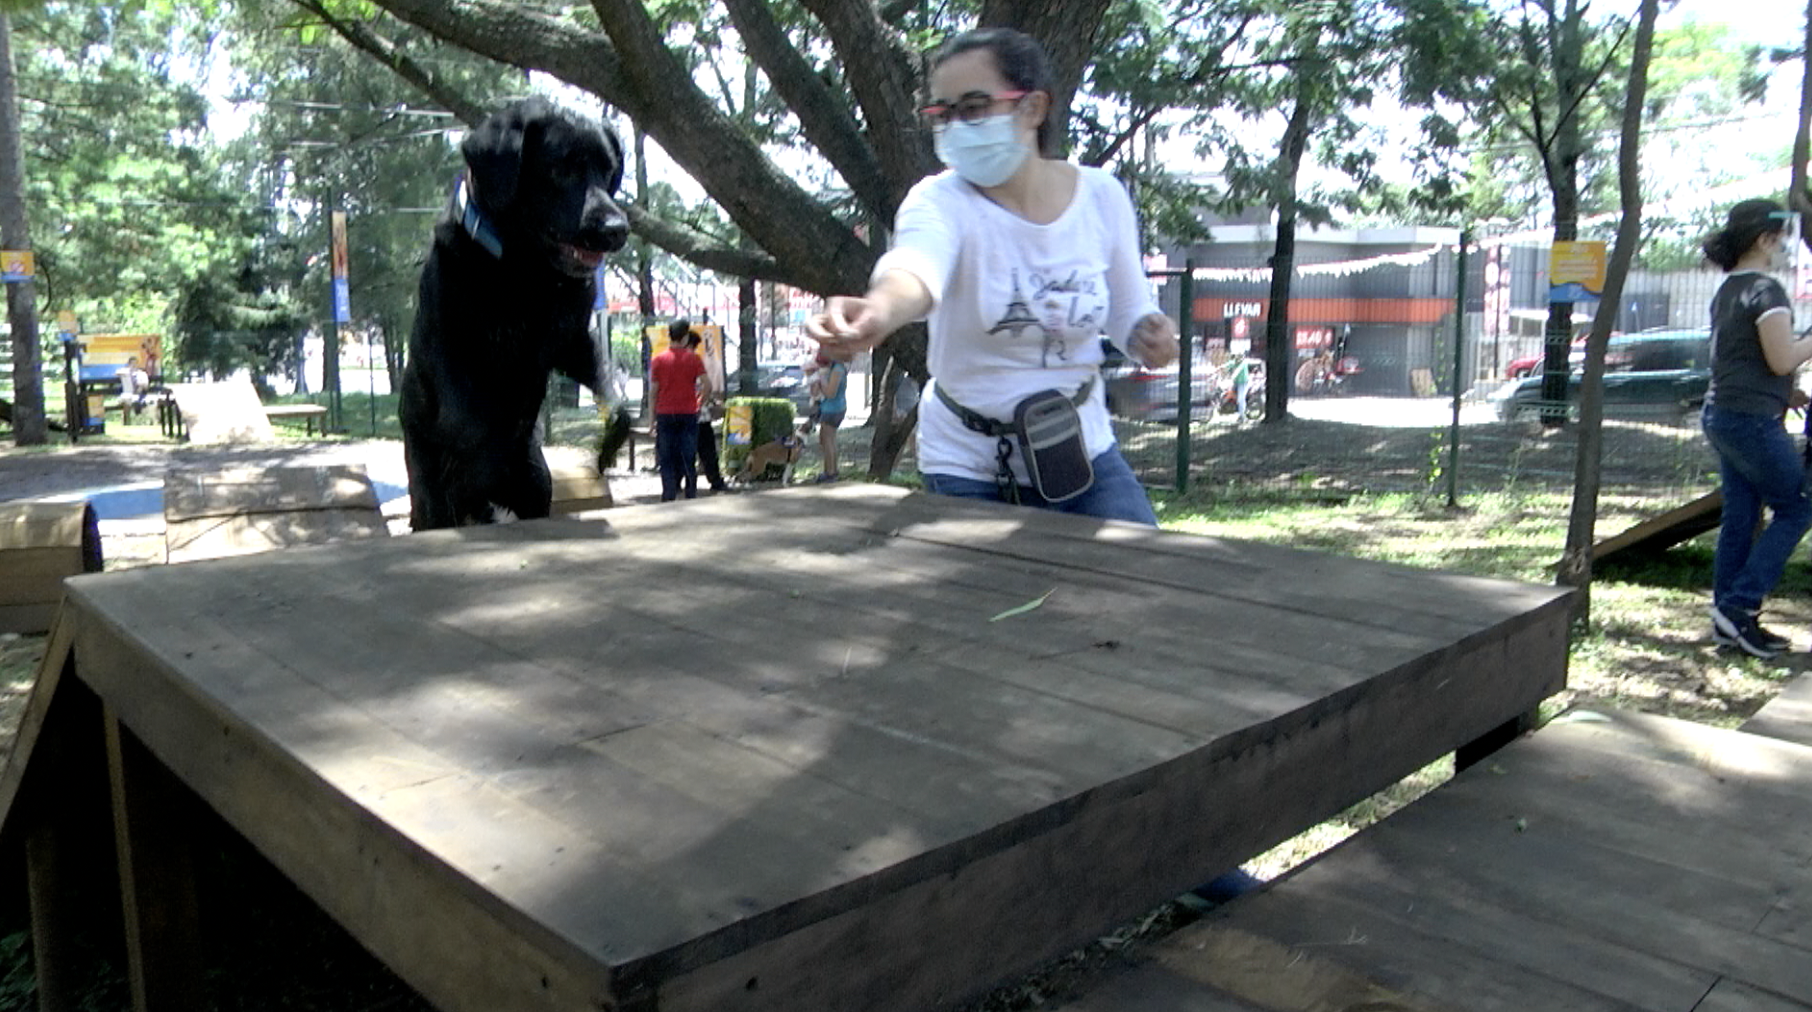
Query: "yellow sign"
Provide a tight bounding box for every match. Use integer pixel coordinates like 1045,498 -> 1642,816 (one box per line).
726,401 -> 753,446
0,249 -> 33,282
1548,241 -> 1607,303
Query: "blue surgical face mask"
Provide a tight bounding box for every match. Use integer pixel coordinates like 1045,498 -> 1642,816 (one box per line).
934,112 -> 1030,188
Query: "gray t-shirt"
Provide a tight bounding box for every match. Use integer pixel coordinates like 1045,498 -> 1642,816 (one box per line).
1707,271 -> 1793,416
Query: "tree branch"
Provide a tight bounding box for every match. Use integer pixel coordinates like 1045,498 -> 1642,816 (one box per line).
292,0 -> 490,126
796,0 -> 933,200
625,204 -> 789,283
356,0 -> 872,295
721,0 -> 895,220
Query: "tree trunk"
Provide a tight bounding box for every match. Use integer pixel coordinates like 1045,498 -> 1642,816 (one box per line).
634,125 -> 655,417
736,275 -> 757,396
866,323 -> 927,479
1556,0 -> 1658,620
1791,0 -> 1812,238
0,12 -> 45,446
1538,0 -> 1587,427
1262,93 -> 1315,424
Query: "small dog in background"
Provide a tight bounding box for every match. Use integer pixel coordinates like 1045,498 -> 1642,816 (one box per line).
399,97 -> 630,530
734,433 -> 804,484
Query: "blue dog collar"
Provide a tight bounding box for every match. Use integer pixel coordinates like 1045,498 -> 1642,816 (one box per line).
453,175 -> 503,259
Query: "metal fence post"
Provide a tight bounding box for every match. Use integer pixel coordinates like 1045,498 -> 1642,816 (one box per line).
1448,229 -> 1470,509
1175,260 -> 1195,493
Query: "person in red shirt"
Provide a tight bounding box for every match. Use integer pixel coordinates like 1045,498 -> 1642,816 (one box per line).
649,319 -> 714,500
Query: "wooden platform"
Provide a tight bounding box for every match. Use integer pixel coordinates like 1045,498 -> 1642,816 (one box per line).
1056,705 -> 1812,1012
0,485 -> 1573,1012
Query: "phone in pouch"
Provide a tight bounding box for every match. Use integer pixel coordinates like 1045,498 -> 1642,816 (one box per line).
1014,389 -> 1094,503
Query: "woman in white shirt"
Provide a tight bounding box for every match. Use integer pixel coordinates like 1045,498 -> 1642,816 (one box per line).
807,27 -> 1178,524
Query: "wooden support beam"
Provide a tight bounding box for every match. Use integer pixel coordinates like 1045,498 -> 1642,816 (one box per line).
105,708 -> 203,1012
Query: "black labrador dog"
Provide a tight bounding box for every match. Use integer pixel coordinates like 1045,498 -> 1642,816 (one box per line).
400,97 -> 629,530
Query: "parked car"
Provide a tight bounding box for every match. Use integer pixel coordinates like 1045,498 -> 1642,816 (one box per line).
1489,329 -> 1711,422
1101,341 -> 1261,421
753,360 -> 813,411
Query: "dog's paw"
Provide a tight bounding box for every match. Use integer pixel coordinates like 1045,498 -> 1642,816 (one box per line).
489,504 -> 520,524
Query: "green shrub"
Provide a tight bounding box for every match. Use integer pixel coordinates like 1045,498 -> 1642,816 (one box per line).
722,396 -> 799,478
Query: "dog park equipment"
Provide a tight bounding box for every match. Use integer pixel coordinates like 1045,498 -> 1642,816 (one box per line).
0,500 -> 100,634
1049,700 -> 1812,1012
162,465 -> 388,564
158,377 -> 277,443
0,486 -> 1571,1012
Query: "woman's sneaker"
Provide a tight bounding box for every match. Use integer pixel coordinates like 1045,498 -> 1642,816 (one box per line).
1711,605 -> 1789,658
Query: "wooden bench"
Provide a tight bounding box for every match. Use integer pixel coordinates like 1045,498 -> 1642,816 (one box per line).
261,403 -> 329,437
0,487 -> 1573,1012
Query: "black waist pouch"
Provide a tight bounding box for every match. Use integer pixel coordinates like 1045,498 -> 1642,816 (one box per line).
1013,388 -> 1093,503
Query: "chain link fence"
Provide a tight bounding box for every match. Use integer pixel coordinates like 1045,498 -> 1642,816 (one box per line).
1112,234 -> 1727,506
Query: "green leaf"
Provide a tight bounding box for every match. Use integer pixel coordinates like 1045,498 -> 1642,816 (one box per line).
990,589 -> 1054,623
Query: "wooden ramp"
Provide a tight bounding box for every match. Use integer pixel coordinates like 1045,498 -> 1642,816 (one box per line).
1056,705 -> 1812,1012
1592,490 -> 1722,565
160,377 -> 276,443
163,465 -> 388,563
0,485 -> 1572,1012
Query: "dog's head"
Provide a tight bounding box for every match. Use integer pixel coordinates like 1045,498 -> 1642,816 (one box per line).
461,97 -> 630,278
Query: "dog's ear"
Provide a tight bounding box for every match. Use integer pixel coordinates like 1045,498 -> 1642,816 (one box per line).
461,99 -> 540,210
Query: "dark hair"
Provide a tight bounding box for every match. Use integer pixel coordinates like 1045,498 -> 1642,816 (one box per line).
668,318 -> 692,343
1703,198 -> 1786,271
931,27 -> 1057,156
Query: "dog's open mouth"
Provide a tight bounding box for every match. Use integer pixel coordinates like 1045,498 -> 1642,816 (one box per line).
559,242 -> 608,271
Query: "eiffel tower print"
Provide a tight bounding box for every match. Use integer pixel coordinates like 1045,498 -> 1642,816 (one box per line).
987,272 -> 1041,342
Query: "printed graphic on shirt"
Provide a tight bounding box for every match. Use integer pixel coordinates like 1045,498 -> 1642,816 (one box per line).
986,269 -> 1109,368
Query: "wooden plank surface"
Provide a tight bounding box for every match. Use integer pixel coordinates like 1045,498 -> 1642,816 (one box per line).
1056,707 -> 1812,1012
1591,489 -> 1722,563
36,485 -> 1573,1012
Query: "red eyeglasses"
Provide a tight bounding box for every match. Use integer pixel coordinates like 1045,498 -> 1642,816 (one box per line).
919,90 -> 1028,127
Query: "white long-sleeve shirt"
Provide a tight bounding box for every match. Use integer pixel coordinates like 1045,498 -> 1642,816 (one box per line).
874,165 -> 1161,483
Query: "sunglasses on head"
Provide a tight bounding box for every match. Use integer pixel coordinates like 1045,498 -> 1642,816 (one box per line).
920,90 -> 1028,127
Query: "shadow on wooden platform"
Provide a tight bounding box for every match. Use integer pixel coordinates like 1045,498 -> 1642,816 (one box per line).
0,486 -> 1573,1011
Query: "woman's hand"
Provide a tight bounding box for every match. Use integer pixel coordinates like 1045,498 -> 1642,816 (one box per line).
1128,313 -> 1179,369
807,296 -> 891,356
806,270 -> 933,356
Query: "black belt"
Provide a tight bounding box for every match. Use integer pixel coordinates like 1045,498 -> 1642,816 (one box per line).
933,375 -> 1095,437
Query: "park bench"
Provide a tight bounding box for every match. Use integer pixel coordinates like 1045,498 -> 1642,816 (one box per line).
0,486 -> 1571,1012
260,403 -> 329,436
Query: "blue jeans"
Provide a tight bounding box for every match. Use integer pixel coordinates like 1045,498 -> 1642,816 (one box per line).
922,447 -> 1158,526
655,412 -> 699,501
1702,405 -> 1812,613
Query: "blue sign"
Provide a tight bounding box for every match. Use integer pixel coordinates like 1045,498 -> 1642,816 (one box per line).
1547,281 -> 1601,304
332,278 -> 351,324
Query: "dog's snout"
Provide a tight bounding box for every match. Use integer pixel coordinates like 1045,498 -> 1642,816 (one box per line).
583,192 -> 630,252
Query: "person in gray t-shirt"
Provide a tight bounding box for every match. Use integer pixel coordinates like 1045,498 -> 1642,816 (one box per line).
1700,198 -> 1812,658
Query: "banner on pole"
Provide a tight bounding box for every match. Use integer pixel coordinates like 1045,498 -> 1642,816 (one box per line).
1548,241 -> 1606,303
